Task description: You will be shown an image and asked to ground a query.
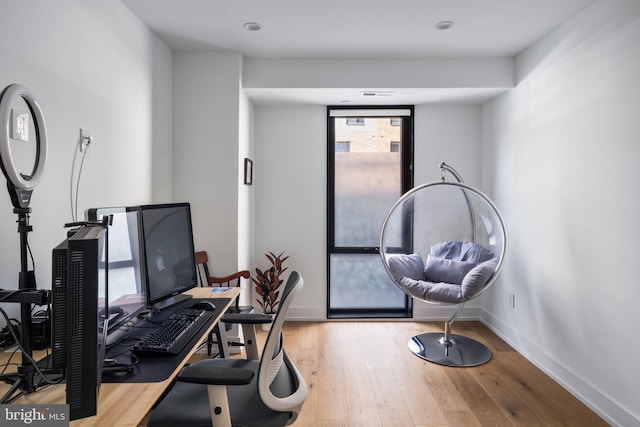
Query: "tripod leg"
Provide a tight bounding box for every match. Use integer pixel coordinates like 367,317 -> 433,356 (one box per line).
1,376 -> 24,404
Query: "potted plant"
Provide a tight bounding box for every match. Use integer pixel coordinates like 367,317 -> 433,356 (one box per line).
252,251 -> 289,315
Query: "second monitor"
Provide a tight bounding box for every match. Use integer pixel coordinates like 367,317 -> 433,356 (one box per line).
86,206 -> 147,332
139,202 -> 198,311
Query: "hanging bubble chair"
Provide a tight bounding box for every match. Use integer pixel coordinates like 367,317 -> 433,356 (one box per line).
379,163 -> 507,367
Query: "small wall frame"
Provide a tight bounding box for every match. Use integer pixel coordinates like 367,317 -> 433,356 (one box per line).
244,158 -> 253,185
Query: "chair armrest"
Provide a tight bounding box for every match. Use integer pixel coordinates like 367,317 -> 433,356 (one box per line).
221,313 -> 273,324
208,270 -> 250,285
178,365 -> 254,385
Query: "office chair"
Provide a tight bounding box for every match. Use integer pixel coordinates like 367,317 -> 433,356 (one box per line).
380,162 -> 507,367
148,271 -> 307,427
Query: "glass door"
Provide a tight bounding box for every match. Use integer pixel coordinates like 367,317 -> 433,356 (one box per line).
327,106 -> 413,318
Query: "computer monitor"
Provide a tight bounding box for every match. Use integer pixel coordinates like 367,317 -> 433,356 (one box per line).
86,206 -> 147,332
139,203 -> 197,310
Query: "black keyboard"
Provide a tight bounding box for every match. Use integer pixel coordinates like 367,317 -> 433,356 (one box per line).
133,308 -> 212,355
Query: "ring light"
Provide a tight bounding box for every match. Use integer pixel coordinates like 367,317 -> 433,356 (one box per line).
0,84 -> 48,208
0,84 -> 50,402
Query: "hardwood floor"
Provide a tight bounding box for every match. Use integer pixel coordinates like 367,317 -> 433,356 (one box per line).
277,321 -> 608,427
158,321 -> 607,426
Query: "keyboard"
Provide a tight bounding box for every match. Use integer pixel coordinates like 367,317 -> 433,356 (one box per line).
133,308 -> 212,355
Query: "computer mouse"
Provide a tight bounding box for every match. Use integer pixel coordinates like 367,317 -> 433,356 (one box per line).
191,300 -> 216,311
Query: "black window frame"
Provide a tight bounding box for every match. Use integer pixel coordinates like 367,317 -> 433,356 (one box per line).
326,105 -> 414,319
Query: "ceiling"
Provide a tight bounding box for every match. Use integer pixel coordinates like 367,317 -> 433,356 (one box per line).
121,0 -> 597,105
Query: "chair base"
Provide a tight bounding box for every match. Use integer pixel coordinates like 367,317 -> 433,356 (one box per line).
408,332 -> 491,367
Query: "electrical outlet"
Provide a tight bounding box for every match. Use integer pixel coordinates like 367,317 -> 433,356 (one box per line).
80,128 -> 92,152
11,109 -> 29,141
508,293 -> 516,309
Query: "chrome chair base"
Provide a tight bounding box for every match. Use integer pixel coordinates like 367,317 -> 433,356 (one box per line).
408,332 -> 491,367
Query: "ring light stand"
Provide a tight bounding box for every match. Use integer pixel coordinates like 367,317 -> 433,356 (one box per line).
0,84 -> 49,402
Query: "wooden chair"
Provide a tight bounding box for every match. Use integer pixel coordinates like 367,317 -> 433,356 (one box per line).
194,251 -> 270,358
194,251 -> 252,313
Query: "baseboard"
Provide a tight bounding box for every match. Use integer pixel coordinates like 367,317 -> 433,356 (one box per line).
480,309 -> 637,427
285,304 -> 483,322
286,306 -> 326,321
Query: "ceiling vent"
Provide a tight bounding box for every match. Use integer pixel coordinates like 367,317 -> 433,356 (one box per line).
360,91 -> 394,97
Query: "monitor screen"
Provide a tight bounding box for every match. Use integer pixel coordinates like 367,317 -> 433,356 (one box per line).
139,203 -> 197,309
87,207 -> 147,331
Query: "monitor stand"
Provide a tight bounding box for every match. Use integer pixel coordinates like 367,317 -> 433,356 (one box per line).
151,293 -> 193,312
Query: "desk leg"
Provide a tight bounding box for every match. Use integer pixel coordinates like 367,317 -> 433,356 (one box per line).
213,323 -> 230,358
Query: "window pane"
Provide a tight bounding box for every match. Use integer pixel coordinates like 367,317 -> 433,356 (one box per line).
105,214 -> 134,262
346,117 -> 365,126
334,117 -> 402,247
329,254 -> 406,309
335,141 -> 351,152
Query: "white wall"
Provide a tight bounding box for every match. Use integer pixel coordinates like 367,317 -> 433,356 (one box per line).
414,105 -> 482,189
245,57 -> 513,90
151,42 -> 174,204
253,104 -> 483,320
172,51 -> 244,274
0,0 -> 171,320
253,106 -> 327,319
238,87 -> 254,306
481,1 -> 640,425
414,104 -> 484,320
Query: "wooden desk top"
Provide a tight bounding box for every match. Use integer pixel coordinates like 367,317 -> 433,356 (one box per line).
0,287 -> 239,427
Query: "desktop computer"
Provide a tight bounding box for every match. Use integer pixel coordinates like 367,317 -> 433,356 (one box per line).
48,202 -> 201,420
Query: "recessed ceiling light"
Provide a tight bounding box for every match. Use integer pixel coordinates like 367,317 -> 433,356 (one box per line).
243,22 -> 261,31
435,21 -> 455,30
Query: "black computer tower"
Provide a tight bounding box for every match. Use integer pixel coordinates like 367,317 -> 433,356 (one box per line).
51,237 -> 69,369
64,226 -> 107,420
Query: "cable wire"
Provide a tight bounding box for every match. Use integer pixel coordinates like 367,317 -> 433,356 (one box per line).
0,306 -> 62,386
69,139 -> 90,222
74,147 -> 89,222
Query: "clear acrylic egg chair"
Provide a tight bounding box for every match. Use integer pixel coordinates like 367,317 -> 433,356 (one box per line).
380,163 -> 507,367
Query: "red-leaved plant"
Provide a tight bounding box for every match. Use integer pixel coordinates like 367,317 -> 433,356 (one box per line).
252,251 -> 289,313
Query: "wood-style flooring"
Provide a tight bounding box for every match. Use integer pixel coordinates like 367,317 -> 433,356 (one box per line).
277,321 -> 608,427
162,321 -> 607,426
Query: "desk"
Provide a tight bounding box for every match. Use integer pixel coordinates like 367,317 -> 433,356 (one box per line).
0,287 -> 239,427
